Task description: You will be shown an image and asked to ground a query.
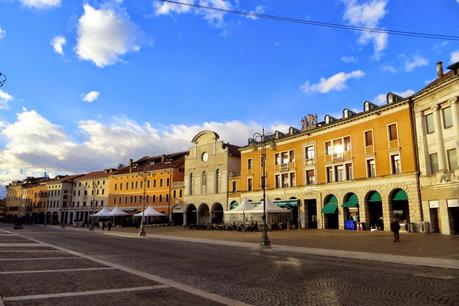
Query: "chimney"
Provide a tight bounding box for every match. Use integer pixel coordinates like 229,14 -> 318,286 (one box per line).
129,158 -> 133,173
436,61 -> 444,79
161,154 -> 166,163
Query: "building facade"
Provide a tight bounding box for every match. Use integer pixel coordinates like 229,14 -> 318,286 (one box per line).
183,131 -> 241,225
232,95 -> 420,231
413,61 -> 459,235
108,152 -> 186,224
5,181 -> 23,222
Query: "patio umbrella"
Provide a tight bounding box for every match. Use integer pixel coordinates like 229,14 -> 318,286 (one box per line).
134,206 -> 165,217
93,207 -> 111,217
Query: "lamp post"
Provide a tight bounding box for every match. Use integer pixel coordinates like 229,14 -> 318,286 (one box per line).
139,170 -> 147,237
250,128 -> 275,248
89,181 -> 98,231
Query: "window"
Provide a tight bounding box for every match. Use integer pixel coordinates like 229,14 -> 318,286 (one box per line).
130,196 -> 133,204
426,113 -> 435,133
364,130 -> 373,146
326,167 -> 333,183
173,190 -> 176,198
306,170 -> 315,185
232,181 -> 237,193
325,142 -> 332,155
166,194 -> 169,202
147,180 -> 150,188
248,178 -> 253,191
388,124 -> 398,141
430,153 -> 439,173
201,172 -> 206,194
140,181 -> 143,189
124,197 -> 127,204
289,172 -> 296,187
391,154 -> 401,174
159,195 -> 162,202
154,180 -> 157,187
274,154 -> 280,165
281,152 -> 289,164
443,107 -> 453,128
189,174 -> 193,195
447,149 -> 458,171
275,174 -> 280,188
281,173 -> 289,187
305,146 -> 314,160
153,195 -> 156,203
344,136 -> 351,151
160,179 -> 163,187
126,182 -> 128,190
131,182 -> 134,189
215,169 -> 221,193
166,178 -> 170,186
335,165 -> 344,182
247,159 -> 253,169
120,183 -> 122,191
289,150 -> 295,162
367,159 -> 376,177
179,190 -> 182,198
114,183 -> 117,191
345,163 -> 353,180
333,139 -> 343,158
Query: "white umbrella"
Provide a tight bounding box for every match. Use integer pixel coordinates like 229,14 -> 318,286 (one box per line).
107,206 -> 131,217
134,206 -> 165,217
225,198 -> 254,213
93,207 -> 111,217
247,197 -> 288,213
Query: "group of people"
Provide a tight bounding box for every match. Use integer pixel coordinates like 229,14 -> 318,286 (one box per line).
101,221 -> 112,231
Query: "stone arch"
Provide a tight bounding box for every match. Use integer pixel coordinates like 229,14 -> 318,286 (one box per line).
185,204 -> 197,225
365,190 -> 383,230
389,188 -> 410,224
198,203 -> 210,224
211,203 -> 224,224
322,194 -> 338,229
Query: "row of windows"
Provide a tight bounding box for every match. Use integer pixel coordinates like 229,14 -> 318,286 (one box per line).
425,106 -> 453,134
73,180 -> 106,187
114,178 -> 170,191
71,200 -> 104,207
189,170 -> 222,195
429,149 -> 458,173
114,194 -> 169,205
73,189 -> 105,197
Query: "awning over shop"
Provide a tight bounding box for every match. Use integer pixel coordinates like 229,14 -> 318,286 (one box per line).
274,199 -> 299,208
392,189 -> 408,201
322,203 -> 338,214
343,194 -> 359,208
367,192 -> 382,203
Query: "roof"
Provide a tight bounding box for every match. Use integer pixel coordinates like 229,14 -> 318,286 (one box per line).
113,151 -> 186,175
191,130 -> 220,143
76,170 -> 110,181
223,143 -> 241,157
414,70 -> 456,98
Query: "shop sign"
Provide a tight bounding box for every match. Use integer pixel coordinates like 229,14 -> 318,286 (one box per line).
429,200 -> 439,208
447,199 -> 459,208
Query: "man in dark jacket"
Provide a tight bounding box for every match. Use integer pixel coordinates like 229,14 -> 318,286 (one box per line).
390,218 -> 401,242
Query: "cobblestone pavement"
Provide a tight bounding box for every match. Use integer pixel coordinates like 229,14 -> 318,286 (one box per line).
1,225 -> 459,306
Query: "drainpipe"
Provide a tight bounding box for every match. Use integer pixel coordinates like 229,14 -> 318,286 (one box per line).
408,97 -> 424,222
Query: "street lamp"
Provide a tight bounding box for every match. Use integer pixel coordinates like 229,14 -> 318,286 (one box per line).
250,128 -> 276,248
139,169 -> 147,237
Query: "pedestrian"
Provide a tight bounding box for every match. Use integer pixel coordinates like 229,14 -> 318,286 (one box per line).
390,218 -> 401,242
378,216 -> 384,230
107,221 -> 112,231
102,221 -> 105,231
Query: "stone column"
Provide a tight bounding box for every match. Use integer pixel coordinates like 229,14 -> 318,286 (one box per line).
382,196 -> 391,232
433,105 -> 447,171
438,199 -> 451,235
338,206 -> 344,230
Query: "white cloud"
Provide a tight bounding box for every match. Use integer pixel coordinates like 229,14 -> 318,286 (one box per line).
246,5 -> 265,20
450,50 -> 459,63
76,4 -> 140,68
300,70 -> 365,94
0,28 -> 5,40
405,55 -> 428,72
155,0 -> 245,28
342,0 -> 388,60
0,89 -> 14,110
19,0 -> 60,9
382,65 -> 397,73
81,91 -> 100,103
51,35 -> 66,55
373,89 -> 415,104
0,109 -> 288,187
341,56 -> 358,63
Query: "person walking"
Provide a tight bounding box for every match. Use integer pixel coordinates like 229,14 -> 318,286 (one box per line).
390,218 -> 401,242
107,221 -> 112,231
101,221 -> 105,231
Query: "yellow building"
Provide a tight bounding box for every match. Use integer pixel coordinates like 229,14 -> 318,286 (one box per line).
108,152 -> 186,224
5,181 -> 23,222
232,94 -> 419,231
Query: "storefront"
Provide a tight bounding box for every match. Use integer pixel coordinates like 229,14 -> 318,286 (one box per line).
322,195 -> 338,229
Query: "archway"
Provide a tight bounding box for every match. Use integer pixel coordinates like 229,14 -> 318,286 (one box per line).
171,205 -> 184,225
390,189 -> 409,224
198,203 -> 210,224
68,212 -> 73,224
322,194 -> 338,229
211,203 -> 224,224
229,200 -> 239,210
343,193 -> 359,230
366,191 -> 383,230
52,212 -> 58,224
186,204 -> 197,225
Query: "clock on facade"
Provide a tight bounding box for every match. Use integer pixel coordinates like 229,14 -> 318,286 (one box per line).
202,152 -> 209,162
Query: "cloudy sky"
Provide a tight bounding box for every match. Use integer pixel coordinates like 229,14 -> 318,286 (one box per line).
0,0 -> 458,196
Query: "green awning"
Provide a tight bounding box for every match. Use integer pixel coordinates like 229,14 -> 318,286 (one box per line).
392,189 -> 408,201
367,192 -> 382,203
325,195 -> 338,205
322,203 -> 338,214
274,199 -> 299,208
343,194 -> 359,208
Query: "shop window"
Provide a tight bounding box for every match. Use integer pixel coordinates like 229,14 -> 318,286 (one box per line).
391,154 -> 401,174
364,130 -> 373,146
442,107 -> 453,128
426,113 -> 435,134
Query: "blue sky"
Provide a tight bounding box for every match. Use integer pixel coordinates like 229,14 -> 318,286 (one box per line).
0,0 -> 458,194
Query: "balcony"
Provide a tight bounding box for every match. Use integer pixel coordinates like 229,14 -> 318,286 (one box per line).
275,162 -> 295,172
365,145 -> 374,156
